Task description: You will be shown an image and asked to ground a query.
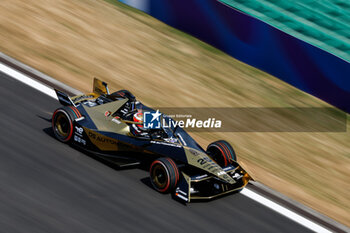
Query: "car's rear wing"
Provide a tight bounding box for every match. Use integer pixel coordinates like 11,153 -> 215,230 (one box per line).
93,77 -> 110,95
54,89 -> 76,106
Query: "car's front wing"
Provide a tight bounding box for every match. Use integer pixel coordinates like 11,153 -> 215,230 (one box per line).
175,164 -> 252,202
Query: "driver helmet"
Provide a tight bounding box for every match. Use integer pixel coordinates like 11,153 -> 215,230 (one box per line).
133,112 -> 143,129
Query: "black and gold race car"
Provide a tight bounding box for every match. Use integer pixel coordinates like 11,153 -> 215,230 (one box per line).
52,78 -> 253,202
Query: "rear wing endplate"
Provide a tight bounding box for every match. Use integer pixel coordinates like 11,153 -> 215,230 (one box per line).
93,77 -> 110,95
55,89 -> 76,107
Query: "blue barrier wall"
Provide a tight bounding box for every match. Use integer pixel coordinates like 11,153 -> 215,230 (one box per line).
119,0 -> 350,112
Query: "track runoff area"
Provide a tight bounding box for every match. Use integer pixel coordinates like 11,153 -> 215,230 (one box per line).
0,62 -> 340,233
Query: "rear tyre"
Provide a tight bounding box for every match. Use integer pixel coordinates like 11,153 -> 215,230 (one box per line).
52,107 -> 77,143
150,157 -> 179,193
206,140 -> 237,167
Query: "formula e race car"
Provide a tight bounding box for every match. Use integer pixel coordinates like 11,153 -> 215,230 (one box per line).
52,78 -> 253,202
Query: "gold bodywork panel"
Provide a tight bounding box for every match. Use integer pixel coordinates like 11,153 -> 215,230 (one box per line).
84,127 -> 120,151
184,147 -> 236,184
84,127 -> 150,153
82,99 -> 130,134
93,78 -> 108,95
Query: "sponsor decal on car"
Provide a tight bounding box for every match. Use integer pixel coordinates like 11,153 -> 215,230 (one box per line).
88,132 -> 117,145
74,126 -> 86,145
104,111 -> 111,117
217,171 -> 226,176
112,117 -> 121,124
150,140 -> 182,148
74,135 -> 86,145
75,126 -> 84,136
232,173 -> 243,180
189,149 -> 200,156
84,128 -> 119,151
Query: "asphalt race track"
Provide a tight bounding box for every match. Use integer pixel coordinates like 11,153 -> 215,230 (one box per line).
0,71 -> 314,233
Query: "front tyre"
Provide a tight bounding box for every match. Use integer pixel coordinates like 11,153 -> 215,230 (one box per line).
52,107 -> 75,143
206,140 -> 237,167
149,157 -> 179,193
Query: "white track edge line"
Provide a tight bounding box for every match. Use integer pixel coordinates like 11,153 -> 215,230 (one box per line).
241,189 -> 332,233
0,62 -> 334,233
0,63 -> 57,99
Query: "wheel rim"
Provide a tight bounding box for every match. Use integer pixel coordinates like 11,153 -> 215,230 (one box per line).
54,113 -> 70,139
151,163 -> 168,189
